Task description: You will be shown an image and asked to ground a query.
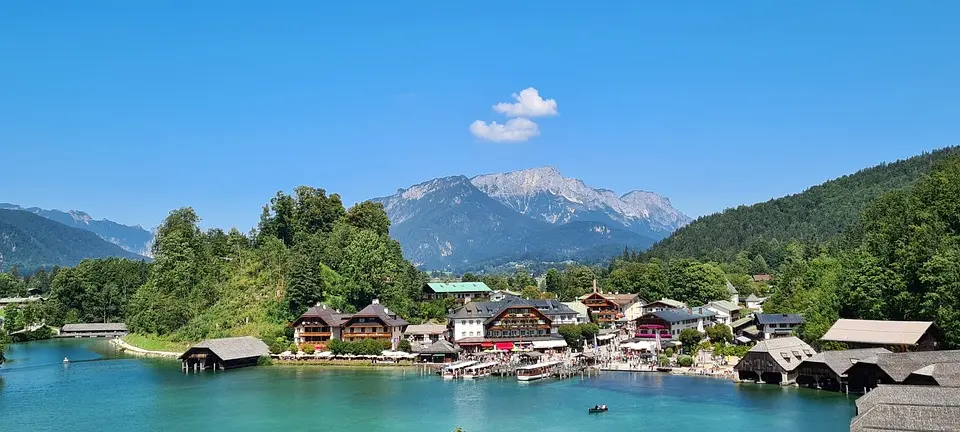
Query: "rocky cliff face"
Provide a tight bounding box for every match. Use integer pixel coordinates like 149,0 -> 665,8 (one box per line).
470,166 -> 690,238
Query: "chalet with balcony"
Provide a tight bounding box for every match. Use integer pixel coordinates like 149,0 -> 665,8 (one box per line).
578,281 -> 642,326
291,303 -> 347,347
341,300 -> 409,347
701,300 -> 741,326
422,282 -> 491,302
291,299 -> 408,350
448,296 -> 578,351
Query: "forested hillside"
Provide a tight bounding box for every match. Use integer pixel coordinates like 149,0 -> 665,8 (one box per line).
646,147 -> 960,265
766,155 -> 960,347
0,209 -> 145,272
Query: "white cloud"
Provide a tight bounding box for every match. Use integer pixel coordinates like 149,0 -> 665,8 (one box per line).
469,118 -> 540,142
492,87 -> 558,117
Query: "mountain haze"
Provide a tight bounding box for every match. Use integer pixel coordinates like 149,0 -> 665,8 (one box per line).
373,167 -> 684,271
0,203 -> 153,257
0,209 -> 146,272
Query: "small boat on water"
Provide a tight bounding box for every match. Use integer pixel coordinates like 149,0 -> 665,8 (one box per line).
516,360 -> 563,381
441,360 -> 478,380
463,361 -> 497,380
588,406 -> 608,414
656,367 -> 672,373
63,357 -> 70,363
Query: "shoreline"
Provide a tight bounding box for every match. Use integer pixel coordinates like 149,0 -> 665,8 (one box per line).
110,337 -> 182,358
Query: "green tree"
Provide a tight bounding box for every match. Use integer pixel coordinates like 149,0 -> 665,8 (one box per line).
344,201 -> 391,236
509,268 -> 537,291
705,323 -> 733,344
543,268 -> 563,296
558,324 -> 584,350
461,273 -> 479,283
520,286 -> 541,300
561,265 -> 596,301
397,339 -> 412,353
668,259 -> 729,305
678,328 -> 702,354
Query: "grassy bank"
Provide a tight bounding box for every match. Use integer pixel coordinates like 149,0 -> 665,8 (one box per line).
122,333 -> 192,353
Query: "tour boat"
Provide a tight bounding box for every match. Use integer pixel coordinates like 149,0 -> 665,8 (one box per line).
588,406 -> 608,414
462,361 -> 498,379
516,360 -> 562,381
441,360 -> 478,380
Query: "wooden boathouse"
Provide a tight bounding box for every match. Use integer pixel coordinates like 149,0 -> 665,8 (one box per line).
735,336 -> 816,384
179,336 -> 270,371
58,323 -> 128,338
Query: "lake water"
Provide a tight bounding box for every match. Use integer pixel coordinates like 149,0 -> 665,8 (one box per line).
0,339 -> 855,431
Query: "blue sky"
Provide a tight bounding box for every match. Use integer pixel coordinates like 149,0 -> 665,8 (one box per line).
3,2 -> 958,231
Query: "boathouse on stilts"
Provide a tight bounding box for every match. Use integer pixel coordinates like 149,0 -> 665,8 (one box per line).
179,336 -> 270,372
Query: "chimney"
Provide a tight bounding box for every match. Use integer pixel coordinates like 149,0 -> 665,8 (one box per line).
372,299 -> 380,305
384,307 -> 390,315
593,279 -> 598,294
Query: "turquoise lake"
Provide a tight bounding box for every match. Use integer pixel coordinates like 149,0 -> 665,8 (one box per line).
0,339 -> 855,431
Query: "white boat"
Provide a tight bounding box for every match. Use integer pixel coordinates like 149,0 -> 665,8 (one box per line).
441,360 -> 478,380
63,357 -> 70,363
463,361 -> 498,379
517,360 -> 562,381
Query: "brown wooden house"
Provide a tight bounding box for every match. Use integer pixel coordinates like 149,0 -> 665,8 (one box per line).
341,300 -> 408,348
795,348 -> 890,392
735,336 -> 816,384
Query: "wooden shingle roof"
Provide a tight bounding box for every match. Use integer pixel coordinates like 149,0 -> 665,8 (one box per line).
180,336 -> 269,361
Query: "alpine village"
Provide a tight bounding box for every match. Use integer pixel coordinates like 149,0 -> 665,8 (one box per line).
5,148 -> 960,431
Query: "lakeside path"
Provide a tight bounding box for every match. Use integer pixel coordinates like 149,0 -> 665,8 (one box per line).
110,337 -> 182,358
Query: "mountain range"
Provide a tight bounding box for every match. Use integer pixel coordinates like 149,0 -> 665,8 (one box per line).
0,209 -> 146,272
372,167 -> 690,272
0,203 -> 153,257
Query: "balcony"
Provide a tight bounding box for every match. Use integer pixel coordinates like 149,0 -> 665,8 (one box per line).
299,332 -> 332,337
342,333 -> 392,339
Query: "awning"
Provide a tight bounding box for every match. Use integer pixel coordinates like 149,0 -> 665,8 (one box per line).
735,336 -> 753,344
480,342 -> 494,348
531,340 -> 568,349
596,334 -> 617,341
494,342 -> 514,351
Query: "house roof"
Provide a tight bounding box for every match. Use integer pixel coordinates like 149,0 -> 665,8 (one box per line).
352,303 -> 409,327
647,308 -> 714,324
742,336 -> 815,372
425,282 -> 491,293
293,304 -> 346,327
706,300 -> 739,314
851,385 -> 960,432
562,301 -> 589,317
744,293 -> 765,302
864,350 -> 960,382
821,319 -> 936,346
404,324 -> 447,335
726,280 -> 738,294
731,315 -> 755,329
448,297 -> 576,321
906,362 -> 960,387
643,298 -> 686,309
801,348 -> 891,376
752,274 -> 773,282
755,313 -> 804,325
417,339 -> 462,354
60,323 -> 128,332
181,336 -> 269,361
606,293 -> 640,306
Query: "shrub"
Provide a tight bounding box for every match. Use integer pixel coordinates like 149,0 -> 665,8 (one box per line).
257,355 -> 273,366
267,337 -> 289,354
663,347 -> 674,357
677,355 -> 694,367
302,344 -> 316,355
657,355 -> 669,366
398,339 -> 412,353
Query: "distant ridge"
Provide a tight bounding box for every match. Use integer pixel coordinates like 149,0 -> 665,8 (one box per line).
371,167 -> 683,271
0,209 -> 146,272
0,203 -> 152,257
